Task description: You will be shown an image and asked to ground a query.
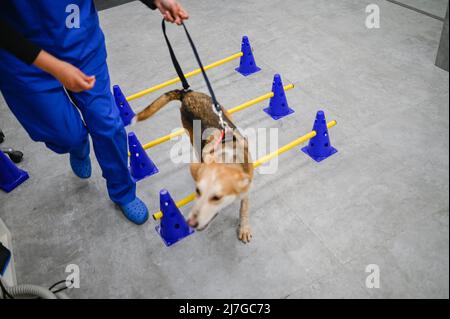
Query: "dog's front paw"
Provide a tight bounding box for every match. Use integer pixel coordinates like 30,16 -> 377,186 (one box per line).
238,225 -> 252,243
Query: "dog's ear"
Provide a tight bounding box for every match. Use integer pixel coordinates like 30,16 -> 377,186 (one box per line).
234,172 -> 251,193
190,163 -> 204,181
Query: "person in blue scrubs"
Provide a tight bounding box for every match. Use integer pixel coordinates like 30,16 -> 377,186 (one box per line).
0,0 -> 189,225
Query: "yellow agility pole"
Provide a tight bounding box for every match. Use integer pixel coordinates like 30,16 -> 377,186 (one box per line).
253,119 -> 336,167
142,129 -> 187,150
228,84 -> 294,114
132,84 -> 295,155
126,52 -> 244,102
152,120 -> 337,220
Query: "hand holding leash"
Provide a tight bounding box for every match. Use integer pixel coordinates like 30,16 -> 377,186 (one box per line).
155,0 -> 189,25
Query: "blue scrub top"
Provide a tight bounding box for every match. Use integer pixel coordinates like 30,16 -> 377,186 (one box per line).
0,0 -> 106,92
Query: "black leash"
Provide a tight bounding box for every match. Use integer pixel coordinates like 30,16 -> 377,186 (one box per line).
161,19 -> 190,91
161,19 -> 228,131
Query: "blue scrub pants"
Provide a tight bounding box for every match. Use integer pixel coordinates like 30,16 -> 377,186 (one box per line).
1,62 -> 136,205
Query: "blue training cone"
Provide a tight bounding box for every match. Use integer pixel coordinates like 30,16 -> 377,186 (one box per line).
128,132 -> 159,182
235,36 -> 261,76
263,74 -> 295,120
155,189 -> 195,247
0,150 -> 29,193
113,85 -> 136,126
301,111 -> 338,162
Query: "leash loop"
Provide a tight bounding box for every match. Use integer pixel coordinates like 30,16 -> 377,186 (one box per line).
161,19 -> 190,91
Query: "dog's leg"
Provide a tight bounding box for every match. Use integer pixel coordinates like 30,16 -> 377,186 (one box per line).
238,195 -> 252,243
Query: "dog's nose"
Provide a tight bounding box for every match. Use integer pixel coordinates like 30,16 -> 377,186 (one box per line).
187,218 -> 198,228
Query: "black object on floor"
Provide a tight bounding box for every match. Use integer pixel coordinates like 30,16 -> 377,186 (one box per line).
0,242 -> 11,276
1,148 -> 24,163
0,130 -> 25,163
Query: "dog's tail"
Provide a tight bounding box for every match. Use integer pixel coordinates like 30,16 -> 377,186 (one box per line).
131,90 -> 183,124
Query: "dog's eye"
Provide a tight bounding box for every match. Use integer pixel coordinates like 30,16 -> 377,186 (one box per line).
195,187 -> 201,196
210,195 -> 222,202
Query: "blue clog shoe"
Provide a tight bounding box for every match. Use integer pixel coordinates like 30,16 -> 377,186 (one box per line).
120,197 -> 149,225
69,153 -> 92,179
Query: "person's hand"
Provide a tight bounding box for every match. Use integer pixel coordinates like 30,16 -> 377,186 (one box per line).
52,61 -> 96,93
33,50 -> 96,92
154,0 -> 189,25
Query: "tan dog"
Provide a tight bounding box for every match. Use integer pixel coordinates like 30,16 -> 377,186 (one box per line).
133,90 -> 254,243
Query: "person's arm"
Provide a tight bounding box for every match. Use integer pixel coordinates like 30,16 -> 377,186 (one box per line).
1,19 -> 95,92
0,19 -> 41,65
33,51 -> 96,92
141,0 -> 189,25
140,0 -> 157,10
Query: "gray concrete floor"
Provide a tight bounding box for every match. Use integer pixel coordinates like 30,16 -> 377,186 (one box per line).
390,0 -> 448,19
0,0 -> 448,298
